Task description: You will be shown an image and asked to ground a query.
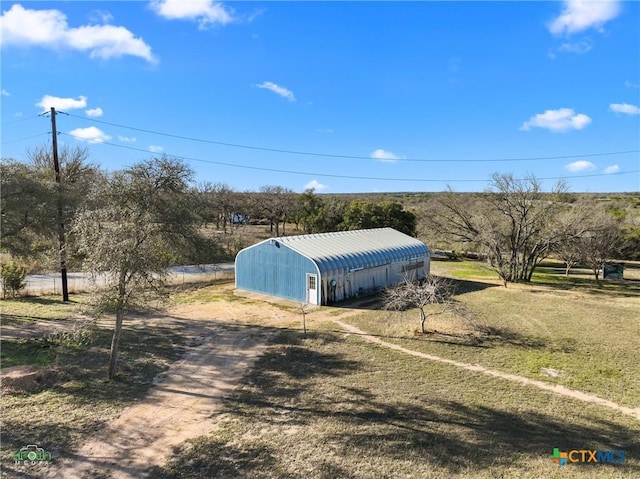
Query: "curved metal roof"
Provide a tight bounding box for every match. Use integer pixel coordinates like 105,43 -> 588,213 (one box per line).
276,228 -> 429,276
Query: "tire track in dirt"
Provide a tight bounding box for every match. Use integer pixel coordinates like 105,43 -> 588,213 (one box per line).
37,305 -> 282,479
334,319 -> 640,421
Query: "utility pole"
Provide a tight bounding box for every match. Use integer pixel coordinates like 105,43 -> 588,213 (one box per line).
50,107 -> 69,301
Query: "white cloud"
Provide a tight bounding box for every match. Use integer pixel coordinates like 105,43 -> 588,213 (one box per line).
603,164 -> 620,174
1,89 -> 9,96
520,108 -> 591,132
625,81 -> 640,89
557,40 -> 592,54
548,40 -> 592,59
118,135 -> 136,143
609,103 -> 640,115
65,25 -> 156,62
36,95 -> 87,112
0,4 -> 155,62
150,0 -> 234,29
246,8 -> 265,24
85,107 -> 103,117
565,160 -> 597,172
549,0 -> 620,36
371,149 -> 401,162
149,145 -> 164,153
315,128 -> 334,134
304,179 -> 328,192
69,126 -> 111,144
88,10 -> 114,24
256,81 -> 295,102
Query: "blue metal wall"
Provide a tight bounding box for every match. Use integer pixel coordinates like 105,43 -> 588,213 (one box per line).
235,239 -> 319,303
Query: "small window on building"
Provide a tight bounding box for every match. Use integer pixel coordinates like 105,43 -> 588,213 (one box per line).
308,275 -> 317,289
402,261 -> 425,272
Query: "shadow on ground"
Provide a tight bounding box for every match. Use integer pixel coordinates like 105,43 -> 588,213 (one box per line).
334,277 -> 499,312
530,277 -> 640,298
2,317 -> 289,479
153,329 -> 640,478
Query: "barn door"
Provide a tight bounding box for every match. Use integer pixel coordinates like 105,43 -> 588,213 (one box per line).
306,274 -> 318,305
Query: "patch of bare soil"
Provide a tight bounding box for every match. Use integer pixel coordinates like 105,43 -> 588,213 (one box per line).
1,317 -> 85,340
34,300 -> 302,479
0,366 -> 59,395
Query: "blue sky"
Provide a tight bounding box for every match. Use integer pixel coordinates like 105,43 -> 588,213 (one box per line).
1,0 -> 639,193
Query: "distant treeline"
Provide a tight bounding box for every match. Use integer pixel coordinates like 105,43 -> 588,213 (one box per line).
2,148 -> 638,285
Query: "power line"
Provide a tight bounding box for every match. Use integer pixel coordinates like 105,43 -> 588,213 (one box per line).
0,132 -> 49,145
59,131 -> 640,184
2,114 -> 42,125
64,113 -> 640,163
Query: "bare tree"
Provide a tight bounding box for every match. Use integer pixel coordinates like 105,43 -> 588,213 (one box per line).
580,211 -> 622,281
550,202 -> 624,281
214,183 -> 240,232
426,174 -> 568,286
553,200 -> 593,276
383,275 -> 455,334
259,186 -> 296,236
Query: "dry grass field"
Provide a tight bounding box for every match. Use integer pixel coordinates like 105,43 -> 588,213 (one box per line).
2,262 -> 639,478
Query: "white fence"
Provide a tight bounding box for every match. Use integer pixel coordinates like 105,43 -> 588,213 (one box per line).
3,264 -> 235,297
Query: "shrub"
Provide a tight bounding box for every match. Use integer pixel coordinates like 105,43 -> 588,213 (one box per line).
1,260 -> 27,298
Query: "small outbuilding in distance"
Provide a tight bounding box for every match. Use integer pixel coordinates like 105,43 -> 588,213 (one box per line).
235,227 -> 430,305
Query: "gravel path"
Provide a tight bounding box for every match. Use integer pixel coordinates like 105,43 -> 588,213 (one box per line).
35,302 -> 282,479
334,319 -> 640,421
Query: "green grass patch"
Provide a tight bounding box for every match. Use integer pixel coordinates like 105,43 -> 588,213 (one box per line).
155,324 -> 640,479
344,282 -> 640,409
3,272 -> 638,477
1,306 -> 188,468
435,260 -> 497,281
432,260 -> 640,298
168,280 -> 239,304
1,294 -> 93,324
530,268 -> 640,297
1,339 -> 56,368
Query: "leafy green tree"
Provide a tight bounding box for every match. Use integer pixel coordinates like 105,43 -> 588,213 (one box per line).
0,145 -> 101,267
342,200 -> 382,230
73,156 -> 205,379
342,200 -> 417,236
0,158 -> 51,258
296,188 -> 325,233
317,198 -> 348,232
379,201 -> 417,236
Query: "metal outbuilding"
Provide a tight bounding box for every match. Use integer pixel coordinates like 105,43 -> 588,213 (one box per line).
235,227 -> 430,305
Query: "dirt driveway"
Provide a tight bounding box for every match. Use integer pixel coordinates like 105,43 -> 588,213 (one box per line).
35,299 -> 301,479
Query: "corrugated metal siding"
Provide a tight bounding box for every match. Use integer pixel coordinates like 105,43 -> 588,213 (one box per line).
278,228 -> 429,277
323,258 -> 427,303
236,228 -> 429,305
235,240 -> 318,303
